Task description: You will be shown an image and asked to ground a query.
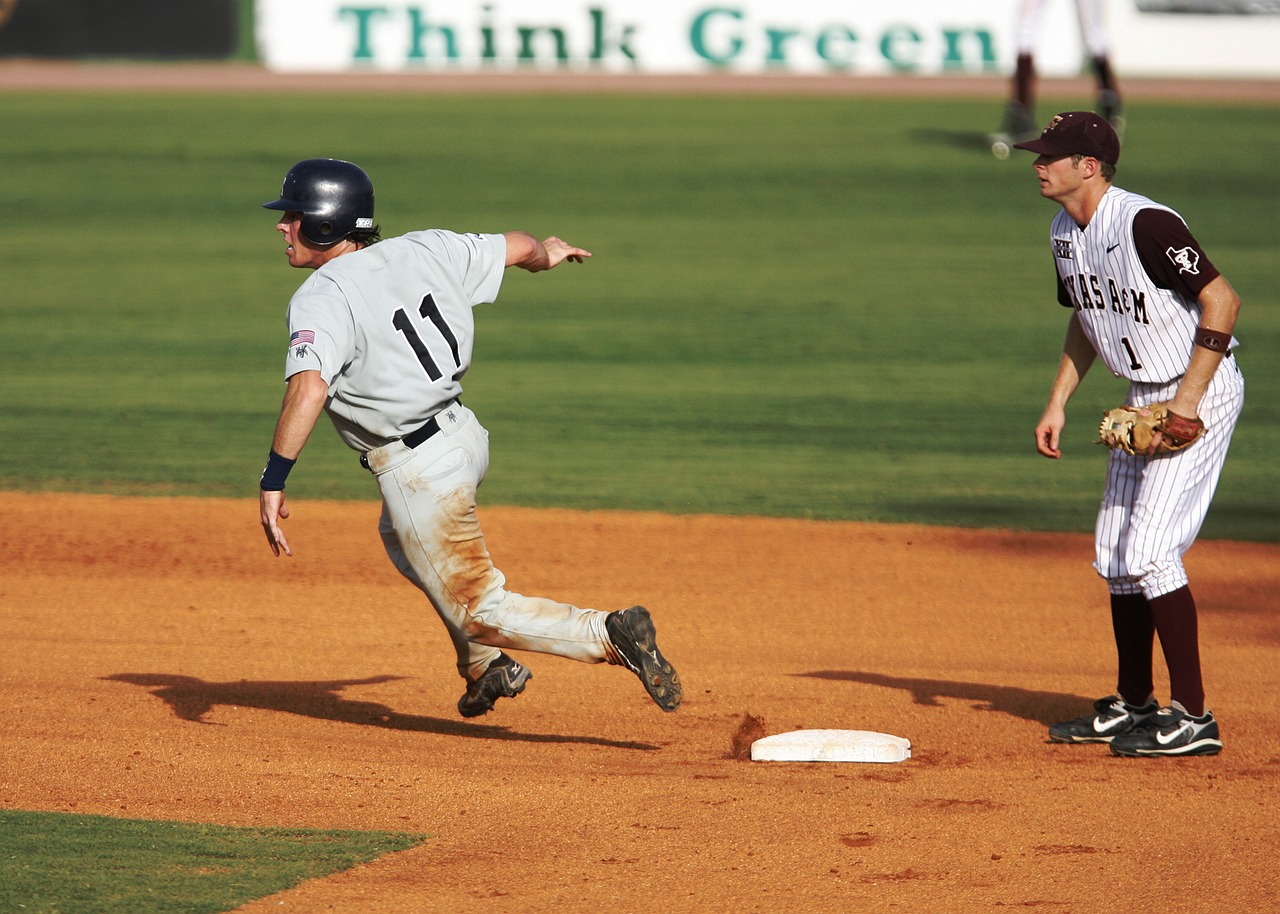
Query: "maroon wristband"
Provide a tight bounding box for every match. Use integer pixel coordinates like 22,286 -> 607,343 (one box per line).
1193,327 -> 1229,353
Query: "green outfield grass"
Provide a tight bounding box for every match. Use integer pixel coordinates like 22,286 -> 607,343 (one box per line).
1,90 -> 1276,539
0,810 -> 427,914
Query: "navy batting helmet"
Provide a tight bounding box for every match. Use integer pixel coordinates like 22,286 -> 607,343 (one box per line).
262,158 -> 375,246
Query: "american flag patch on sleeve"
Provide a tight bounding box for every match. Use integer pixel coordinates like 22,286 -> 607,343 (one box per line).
289,329 -> 316,347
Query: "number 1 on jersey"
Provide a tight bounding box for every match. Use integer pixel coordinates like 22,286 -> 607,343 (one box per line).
1120,337 -> 1143,371
392,293 -> 461,381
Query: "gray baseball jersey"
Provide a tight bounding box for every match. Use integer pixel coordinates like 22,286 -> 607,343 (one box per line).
1050,186 -> 1237,383
283,229 -> 507,452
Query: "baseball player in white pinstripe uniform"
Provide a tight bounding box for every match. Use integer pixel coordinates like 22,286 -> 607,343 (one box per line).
1016,113 -> 1244,757
257,159 -> 682,719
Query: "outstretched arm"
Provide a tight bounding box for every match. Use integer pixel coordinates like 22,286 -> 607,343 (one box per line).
1035,314 -> 1097,459
259,369 -> 329,557
504,231 -> 592,272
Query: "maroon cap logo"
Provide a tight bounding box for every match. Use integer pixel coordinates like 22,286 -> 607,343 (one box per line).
1013,111 -> 1121,165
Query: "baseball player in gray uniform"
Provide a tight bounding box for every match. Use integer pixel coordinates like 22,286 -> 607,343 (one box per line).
1016,114 -> 1244,757
257,158 -> 682,718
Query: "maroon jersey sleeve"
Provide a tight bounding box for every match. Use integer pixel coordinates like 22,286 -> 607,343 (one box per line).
1056,269 -> 1072,308
1132,208 -> 1221,299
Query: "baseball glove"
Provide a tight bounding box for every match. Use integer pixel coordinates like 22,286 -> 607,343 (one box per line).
1097,402 -> 1205,455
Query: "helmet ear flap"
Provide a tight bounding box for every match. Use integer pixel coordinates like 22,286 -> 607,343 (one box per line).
262,159 -> 375,246
306,219 -> 337,244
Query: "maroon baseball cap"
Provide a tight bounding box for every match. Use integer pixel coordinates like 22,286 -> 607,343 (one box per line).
1013,111 -> 1121,165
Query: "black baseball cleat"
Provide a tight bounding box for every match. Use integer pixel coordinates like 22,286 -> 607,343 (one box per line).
605,605 -> 683,712
1000,100 -> 1037,140
1110,706 -> 1223,758
1048,695 -> 1159,744
1097,89 -> 1125,140
989,102 -> 1039,160
457,652 -> 532,718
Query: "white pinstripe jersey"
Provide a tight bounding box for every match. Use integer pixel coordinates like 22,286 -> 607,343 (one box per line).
1050,186 -> 1222,384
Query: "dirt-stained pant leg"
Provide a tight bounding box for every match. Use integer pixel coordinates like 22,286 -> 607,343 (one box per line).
378,505 -> 499,681
369,405 -> 611,673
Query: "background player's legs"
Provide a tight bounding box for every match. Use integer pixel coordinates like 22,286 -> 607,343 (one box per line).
1089,55 -> 1119,99
1090,56 -> 1121,126
1073,0 -> 1122,126
1013,54 -> 1036,116
1000,0 -> 1047,140
1074,0 -> 1112,69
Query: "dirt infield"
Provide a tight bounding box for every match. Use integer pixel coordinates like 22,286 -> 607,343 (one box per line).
3,60 -> 1277,912
2,491 -> 1278,912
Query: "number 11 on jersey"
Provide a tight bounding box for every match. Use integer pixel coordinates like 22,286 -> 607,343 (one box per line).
392,293 -> 461,381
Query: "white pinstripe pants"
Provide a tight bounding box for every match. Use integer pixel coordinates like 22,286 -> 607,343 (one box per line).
1095,356 -> 1245,598
1015,0 -> 1109,58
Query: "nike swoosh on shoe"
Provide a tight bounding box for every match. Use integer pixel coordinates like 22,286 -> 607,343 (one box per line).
1156,721 -> 1194,746
1092,714 -> 1131,734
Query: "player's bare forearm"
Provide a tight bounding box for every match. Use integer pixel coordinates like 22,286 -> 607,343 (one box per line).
1036,361 -> 1076,459
1058,313 -> 1099,398
1168,276 -> 1240,419
271,370 -> 329,458
259,370 -> 327,557
504,231 -> 592,272
1036,317 -> 1096,458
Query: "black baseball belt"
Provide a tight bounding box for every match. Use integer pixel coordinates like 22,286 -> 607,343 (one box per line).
401,413 -> 443,450
360,403 -> 457,470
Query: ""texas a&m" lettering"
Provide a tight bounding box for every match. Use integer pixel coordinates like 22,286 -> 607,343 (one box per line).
1062,272 -> 1149,324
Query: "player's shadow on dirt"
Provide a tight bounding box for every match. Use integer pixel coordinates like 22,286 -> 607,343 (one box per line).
798,670 -> 1086,727
103,673 -> 657,750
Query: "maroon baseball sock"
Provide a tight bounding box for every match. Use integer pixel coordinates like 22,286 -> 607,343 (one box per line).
1014,54 -> 1035,111
1110,592 -> 1155,707
1149,586 -> 1206,717
1090,55 -> 1118,95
